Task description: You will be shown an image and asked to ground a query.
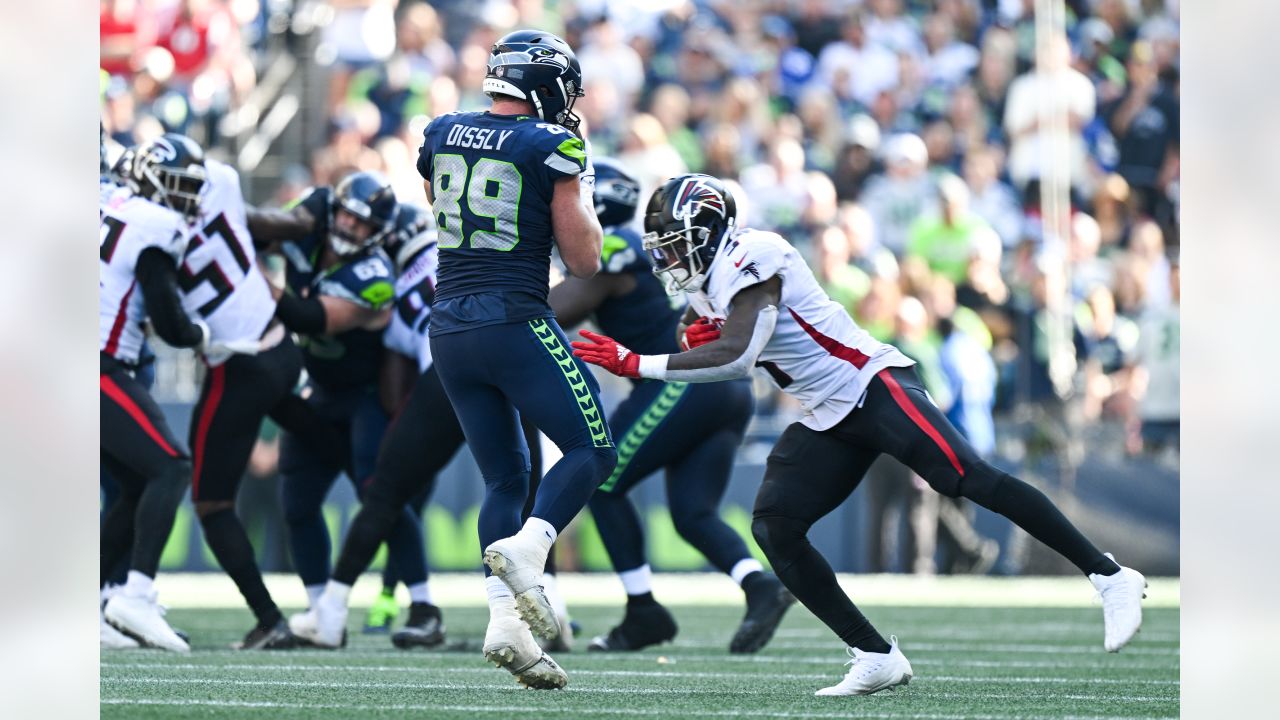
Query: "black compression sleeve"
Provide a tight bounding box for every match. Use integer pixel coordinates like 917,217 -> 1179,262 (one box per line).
135,247 -> 205,348
275,292 -> 328,334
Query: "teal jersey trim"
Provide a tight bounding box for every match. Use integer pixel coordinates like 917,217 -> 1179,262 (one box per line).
529,319 -> 611,449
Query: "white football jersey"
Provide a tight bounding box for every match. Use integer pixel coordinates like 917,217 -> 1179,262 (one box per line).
384,243 -> 440,372
99,193 -> 190,364
687,228 -> 914,431
178,159 -> 275,366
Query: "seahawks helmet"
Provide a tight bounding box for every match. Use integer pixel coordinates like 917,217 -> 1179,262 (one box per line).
130,133 -> 208,222
642,174 -> 738,294
483,29 -> 584,133
329,171 -> 397,257
385,203 -> 437,271
593,158 -> 641,227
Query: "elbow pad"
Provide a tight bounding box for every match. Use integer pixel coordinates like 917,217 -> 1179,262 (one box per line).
643,306 -> 778,383
275,293 -> 328,335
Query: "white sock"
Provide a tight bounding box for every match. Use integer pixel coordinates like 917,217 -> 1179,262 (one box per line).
322,580 -> 352,606
541,573 -> 569,619
408,581 -> 432,605
305,584 -> 325,608
486,575 -> 516,615
730,558 -> 765,586
619,564 -> 653,596
123,571 -> 155,599
515,516 -> 557,557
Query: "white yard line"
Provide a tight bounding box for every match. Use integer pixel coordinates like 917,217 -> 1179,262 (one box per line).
101,662 -> 1179,685
100,697 -> 1176,720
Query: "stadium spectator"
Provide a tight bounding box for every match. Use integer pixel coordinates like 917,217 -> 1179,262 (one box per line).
815,11 -> 900,109
1003,32 -> 1096,192
1132,259 -> 1179,456
906,174 -> 993,285
832,114 -> 882,201
1100,41 -> 1179,218
860,132 -> 934,254
963,144 -> 1022,248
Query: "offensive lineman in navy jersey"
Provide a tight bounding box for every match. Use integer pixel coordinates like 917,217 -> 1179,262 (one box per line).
417,29 -> 613,689
548,159 -> 794,654
246,172 -> 429,619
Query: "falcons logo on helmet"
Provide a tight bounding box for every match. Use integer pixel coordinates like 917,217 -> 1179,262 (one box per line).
672,177 -> 727,221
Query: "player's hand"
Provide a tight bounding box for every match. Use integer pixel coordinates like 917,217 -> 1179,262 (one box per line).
571,329 -> 640,379
680,317 -> 721,351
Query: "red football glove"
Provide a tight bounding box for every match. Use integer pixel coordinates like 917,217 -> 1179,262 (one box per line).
681,316 -> 722,351
571,329 -> 641,379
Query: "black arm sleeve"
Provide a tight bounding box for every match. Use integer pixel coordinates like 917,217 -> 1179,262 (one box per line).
275,292 -> 328,335
135,247 -> 205,348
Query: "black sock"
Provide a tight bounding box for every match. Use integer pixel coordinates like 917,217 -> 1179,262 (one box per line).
332,501 -> 401,586
847,628 -> 892,655
201,509 -> 282,628
964,469 -> 1116,577
131,462 -> 189,578
627,592 -> 658,608
740,570 -> 777,601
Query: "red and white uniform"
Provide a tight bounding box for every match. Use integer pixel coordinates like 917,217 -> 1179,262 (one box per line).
687,228 -> 914,431
179,159 -> 276,366
383,244 -> 440,373
99,194 -> 189,365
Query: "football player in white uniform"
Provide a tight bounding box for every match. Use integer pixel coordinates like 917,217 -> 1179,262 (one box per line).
99,134 -> 218,652
573,174 -> 1148,696
177,156 -> 319,650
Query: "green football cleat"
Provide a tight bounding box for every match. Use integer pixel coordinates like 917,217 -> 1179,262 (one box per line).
363,589 -> 399,634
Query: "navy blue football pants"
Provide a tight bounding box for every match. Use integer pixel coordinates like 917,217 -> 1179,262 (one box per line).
279,382 -> 426,590
588,377 -> 756,575
430,318 -> 616,553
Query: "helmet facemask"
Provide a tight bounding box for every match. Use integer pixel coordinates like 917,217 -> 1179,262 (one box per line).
141,162 -> 208,224
329,202 -> 390,258
644,225 -> 717,295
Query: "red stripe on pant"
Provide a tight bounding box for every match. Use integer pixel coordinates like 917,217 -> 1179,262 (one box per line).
878,369 -> 966,478
100,373 -> 180,458
191,364 -> 226,499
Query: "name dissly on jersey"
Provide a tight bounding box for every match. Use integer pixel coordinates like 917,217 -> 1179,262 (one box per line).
443,125 -> 516,151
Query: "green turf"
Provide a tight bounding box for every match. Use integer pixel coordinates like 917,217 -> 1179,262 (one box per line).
101,603 -> 1179,719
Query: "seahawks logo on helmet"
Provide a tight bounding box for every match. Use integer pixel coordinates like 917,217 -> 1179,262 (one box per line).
672,176 -> 728,222
528,46 -> 570,70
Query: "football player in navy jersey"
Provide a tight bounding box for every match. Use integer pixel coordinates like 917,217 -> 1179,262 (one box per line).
246,172 -> 429,621
547,159 -> 793,654
416,29 -> 613,688
291,204 -> 558,650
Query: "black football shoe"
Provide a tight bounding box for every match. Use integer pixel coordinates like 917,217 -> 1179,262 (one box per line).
587,602 -> 678,652
236,619 -> 299,650
729,573 -> 795,654
391,602 -> 446,649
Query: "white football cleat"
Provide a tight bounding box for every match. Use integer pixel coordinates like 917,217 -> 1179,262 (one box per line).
104,592 -> 189,652
482,611 -> 568,689
815,636 -> 913,696
288,595 -> 348,649
483,536 -> 559,641
1090,554 -> 1147,652
100,610 -> 140,649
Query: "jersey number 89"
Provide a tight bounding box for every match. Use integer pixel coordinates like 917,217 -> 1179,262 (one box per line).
431,155 -> 523,251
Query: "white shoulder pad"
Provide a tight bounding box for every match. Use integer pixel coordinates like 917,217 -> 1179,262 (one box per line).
708,229 -> 794,310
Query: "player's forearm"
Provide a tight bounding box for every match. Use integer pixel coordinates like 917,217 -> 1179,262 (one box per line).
246,206 -> 313,245
638,306 -> 778,382
136,248 -> 207,349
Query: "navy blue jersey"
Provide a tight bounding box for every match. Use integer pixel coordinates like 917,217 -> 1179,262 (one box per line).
416,111 -> 588,335
591,226 -> 683,356
279,187 -> 397,391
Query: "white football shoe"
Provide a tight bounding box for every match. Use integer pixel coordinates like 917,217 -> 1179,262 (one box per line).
288,594 -> 348,649
100,610 -> 140,649
815,637 -> 913,696
104,592 -> 189,652
1090,554 -> 1147,652
538,574 -> 574,652
483,536 -> 559,641
482,610 -> 568,689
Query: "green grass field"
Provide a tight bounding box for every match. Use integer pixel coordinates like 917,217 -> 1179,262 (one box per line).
101,574 -> 1179,719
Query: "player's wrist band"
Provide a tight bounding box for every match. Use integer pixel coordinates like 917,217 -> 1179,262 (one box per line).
638,354 -> 669,380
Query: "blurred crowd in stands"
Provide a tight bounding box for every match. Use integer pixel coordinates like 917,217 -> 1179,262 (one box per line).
103,0 -> 1180,573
